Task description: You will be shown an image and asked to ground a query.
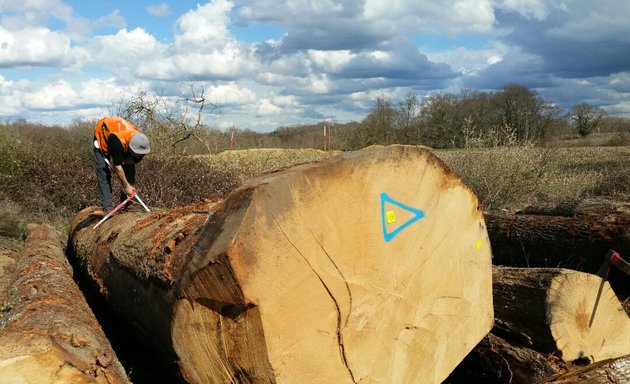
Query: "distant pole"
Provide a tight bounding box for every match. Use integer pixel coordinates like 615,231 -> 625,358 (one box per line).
329,121 -> 332,151
229,124 -> 236,149
323,114 -> 327,151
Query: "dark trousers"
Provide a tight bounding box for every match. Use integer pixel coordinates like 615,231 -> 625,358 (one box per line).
93,148 -> 136,212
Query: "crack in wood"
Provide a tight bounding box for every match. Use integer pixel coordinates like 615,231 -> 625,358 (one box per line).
294,205 -> 354,328
266,207 -> 357,383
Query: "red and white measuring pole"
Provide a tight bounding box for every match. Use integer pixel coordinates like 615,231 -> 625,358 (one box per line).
93,190 -> 150,229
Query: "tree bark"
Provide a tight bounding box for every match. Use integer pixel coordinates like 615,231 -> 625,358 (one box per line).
492,266 -> 630,363
444,332 -> 567,384
485,200 -> 630,272
536,354 -> 630,384
69,145 -> 494,384
0,224 -> 130,384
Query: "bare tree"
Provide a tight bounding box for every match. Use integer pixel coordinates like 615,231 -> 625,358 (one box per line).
397,93 -> 420,143
569,102 -> 607,137
114,84 -> 220,154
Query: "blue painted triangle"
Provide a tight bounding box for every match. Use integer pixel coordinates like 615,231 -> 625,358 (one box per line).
381,192 -> 425,243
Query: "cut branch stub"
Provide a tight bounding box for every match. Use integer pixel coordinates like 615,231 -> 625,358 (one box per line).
70,145 -> 494,383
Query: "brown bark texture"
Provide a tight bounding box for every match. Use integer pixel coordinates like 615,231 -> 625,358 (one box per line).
68,145 -> 495,384
536,354 -> 630,384
0,224 -> 130,383
485,199 -> 630,273
444,332 -> 567,384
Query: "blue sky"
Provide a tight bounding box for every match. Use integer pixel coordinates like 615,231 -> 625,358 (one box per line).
1,0 -> 630,132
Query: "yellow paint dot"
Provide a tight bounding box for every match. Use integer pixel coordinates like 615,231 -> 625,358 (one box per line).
386,211 -> 396,224
475,240 -> 482,250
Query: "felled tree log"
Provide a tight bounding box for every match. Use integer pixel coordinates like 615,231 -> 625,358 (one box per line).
444,332 -> 567,384
0,224 -> 130,384
492,266 -> 630,363
69,145 -> 494,384
536,354 -> 630,384
485,200 -> 630,272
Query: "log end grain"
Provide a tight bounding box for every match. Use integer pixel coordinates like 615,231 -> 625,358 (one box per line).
175,145 -> 494,383
547,271 -> 630,363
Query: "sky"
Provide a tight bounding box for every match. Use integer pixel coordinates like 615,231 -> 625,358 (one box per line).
1,0 -> 630,132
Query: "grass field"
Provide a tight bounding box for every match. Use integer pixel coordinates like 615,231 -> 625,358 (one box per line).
438,145 -> 629,211
1,143 -> 628,239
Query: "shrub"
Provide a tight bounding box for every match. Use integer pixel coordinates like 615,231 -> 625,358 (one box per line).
439,146 -> 551,211
135,155 -> 241,208
584,165 -> 630,198
0,126 -> 31,197
438,146 -> 629,211
0,199 -> 26,239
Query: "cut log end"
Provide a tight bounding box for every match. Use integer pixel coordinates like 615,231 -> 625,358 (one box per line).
547,271 -> 630,362
172,145 -> 494,383
173,298 -> 274,383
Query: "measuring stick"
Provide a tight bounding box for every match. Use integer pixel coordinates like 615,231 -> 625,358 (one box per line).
134,193 -> 151,212
93,190 -> 136,229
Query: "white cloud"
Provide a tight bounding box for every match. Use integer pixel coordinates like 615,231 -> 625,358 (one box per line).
119,0 -> 256,81
547,8 -> 630,43
133,42 -> 251,81
256,98 -> 282,116
92,28 -> 166,77
146,3 -> 171,17
499,0 -> 549,21
0,0 -> 74,28
426,42 -> 509,76
0,26 -> 76,67
0,75 -> 25,115
0,0 -> 119,39
78,78 -> 136,106
204,83 -> 257,105
174,0 -> 234,49
271,94 -> 300,108
23,79 -> 77,109
307,50 -> 354,72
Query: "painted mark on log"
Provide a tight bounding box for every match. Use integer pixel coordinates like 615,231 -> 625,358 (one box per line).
380,193 -> 425,243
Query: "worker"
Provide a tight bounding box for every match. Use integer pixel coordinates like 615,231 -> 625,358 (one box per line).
93,117 -> 151,212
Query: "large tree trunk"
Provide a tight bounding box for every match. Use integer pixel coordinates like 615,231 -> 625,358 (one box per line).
536,354 -> 630,384
69,145 -> 494,384
0,224 -> 130,384
492,266 -> 630,363
485,199 -> 630,272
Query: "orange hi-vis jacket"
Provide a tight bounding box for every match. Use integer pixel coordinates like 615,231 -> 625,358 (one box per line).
94,117 -> 141,156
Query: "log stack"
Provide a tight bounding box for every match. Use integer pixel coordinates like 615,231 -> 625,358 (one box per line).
0,146 -> 627,382
68,145 -> 495,383
0,224 -> 129,384
446,200 -> 630,384
493,266 -> 629,363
